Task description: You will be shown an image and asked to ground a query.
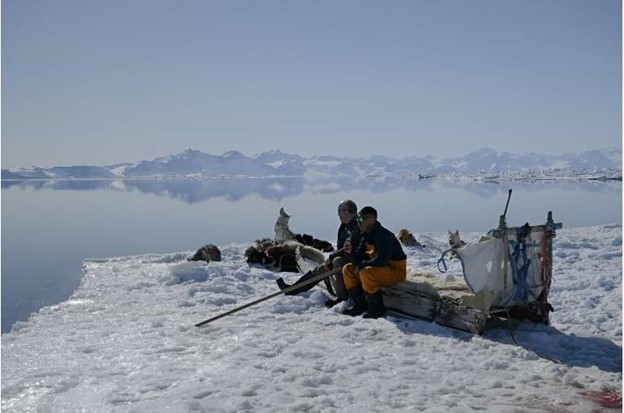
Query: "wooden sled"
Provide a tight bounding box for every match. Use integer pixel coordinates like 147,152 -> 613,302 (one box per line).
383,277 -> 489,334
384,212 -> 562,335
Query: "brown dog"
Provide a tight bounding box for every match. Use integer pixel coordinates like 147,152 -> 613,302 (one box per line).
397,229 -> 424,247
188,244 -> 222,262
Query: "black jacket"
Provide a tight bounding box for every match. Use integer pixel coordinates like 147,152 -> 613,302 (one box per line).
355,221 -> 406,267
329,217 -> 362,262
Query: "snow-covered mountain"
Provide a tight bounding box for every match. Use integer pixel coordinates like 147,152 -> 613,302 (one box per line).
120,149 -> 284,177
2,147 -> 621,180
1,166 -> 115,180
436,148 -> 622,173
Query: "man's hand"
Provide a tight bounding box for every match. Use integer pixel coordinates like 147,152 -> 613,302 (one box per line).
323,258 -> 332,270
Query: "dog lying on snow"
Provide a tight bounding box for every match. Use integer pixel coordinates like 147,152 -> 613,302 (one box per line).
188,244 -> 221,262
188,207 -> 336,270
397,229 -> 425,248
294,233 -> 333,252
245,239 -> 325,273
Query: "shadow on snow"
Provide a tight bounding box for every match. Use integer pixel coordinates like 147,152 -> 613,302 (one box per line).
388,315 -> 621,373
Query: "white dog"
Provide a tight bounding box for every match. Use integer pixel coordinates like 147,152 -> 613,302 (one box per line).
274,207 -> 296,243
448,230 -> 467,250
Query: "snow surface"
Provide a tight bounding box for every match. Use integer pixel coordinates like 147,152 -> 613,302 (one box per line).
2,225 -> 622,412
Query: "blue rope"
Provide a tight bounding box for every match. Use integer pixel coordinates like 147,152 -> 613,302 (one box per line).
509,233 -> 531,303
437,248 -> 454,273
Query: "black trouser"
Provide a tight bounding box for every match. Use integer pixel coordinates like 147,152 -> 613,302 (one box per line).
283,256 -> 349,299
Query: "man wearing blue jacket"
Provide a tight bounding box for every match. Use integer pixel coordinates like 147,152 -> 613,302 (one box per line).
342,206 -> 407,318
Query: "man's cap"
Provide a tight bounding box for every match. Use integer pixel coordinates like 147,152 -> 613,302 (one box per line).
358,206 -> 377,218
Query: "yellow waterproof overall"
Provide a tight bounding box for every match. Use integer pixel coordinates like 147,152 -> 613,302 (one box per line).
342,243 -> 406,294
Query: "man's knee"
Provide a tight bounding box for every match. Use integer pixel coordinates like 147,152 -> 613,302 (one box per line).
360,266 -> 404,293
342,263 -> 355,278
332,256 -> 347,268
342,263 -> 361,291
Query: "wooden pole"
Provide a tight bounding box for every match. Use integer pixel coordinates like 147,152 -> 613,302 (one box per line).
195,266 -> 343,327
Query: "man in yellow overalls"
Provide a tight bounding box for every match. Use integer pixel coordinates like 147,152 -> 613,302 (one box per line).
342,206 -> 407,318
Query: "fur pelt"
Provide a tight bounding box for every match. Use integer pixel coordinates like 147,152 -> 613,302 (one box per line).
188,244 -> 222,262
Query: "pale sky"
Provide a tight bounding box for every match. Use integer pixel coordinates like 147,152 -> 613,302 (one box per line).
2,0 -> 621,168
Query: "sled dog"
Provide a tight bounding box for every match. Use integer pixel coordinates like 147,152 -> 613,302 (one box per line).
397,229 -> 424,247
448,230 -> 467,249
274,207 -> 296,243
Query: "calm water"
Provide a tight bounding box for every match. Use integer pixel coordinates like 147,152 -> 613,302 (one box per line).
2,177 -> 621,333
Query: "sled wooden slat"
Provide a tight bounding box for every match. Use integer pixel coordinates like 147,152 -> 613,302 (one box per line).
383,281 -> 438,322
489,222 -> 562,238
383,281 -> 488,335
434,299 -> 488,335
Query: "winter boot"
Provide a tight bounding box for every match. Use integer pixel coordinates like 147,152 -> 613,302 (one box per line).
276,277 -> 291,291
277,271 -> 318,295
363,290 -> 386,319
342,285 -> 368,316
324,297 -> 344,308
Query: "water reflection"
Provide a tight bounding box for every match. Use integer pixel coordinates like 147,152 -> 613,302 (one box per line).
2,176 -> 619,204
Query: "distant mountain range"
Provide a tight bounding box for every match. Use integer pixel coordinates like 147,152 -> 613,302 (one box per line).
2,147 -> 621,180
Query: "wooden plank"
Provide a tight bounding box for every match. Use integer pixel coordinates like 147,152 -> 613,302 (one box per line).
490,222 -> 562,238
383,281 -> 488,333
382,283 -> 488,334
384,281 -> 439,321
434,299 -> 488,335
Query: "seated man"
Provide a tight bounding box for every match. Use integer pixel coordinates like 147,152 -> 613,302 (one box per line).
276,199 -> 362,307
342,206 -> 407,318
